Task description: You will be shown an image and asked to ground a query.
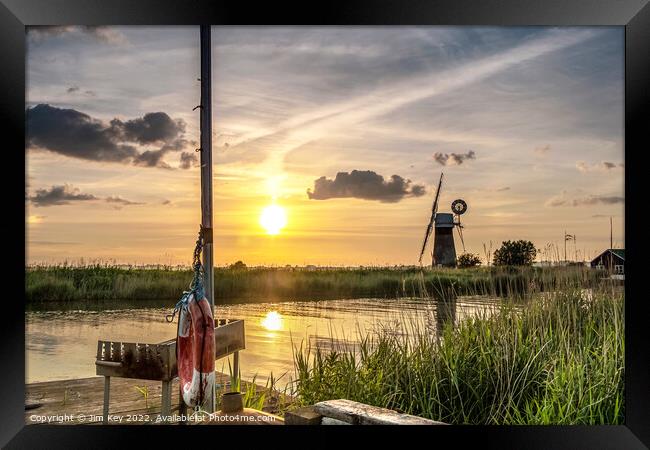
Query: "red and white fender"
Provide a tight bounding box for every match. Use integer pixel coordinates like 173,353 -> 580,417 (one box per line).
177,293 -> 215,408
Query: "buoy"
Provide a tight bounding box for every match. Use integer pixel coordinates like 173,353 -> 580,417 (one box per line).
177,293 -> 215,408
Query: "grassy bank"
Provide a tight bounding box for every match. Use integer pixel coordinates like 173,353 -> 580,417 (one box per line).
292,286 -> 624,424
25,264 -> 603,304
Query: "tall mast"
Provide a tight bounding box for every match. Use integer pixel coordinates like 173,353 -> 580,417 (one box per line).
199,24 -> 215,412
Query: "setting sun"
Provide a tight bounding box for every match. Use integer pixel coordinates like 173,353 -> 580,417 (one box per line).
260,204 -> 287,235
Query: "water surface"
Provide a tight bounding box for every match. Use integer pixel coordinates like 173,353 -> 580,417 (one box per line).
26,296 -> 502,389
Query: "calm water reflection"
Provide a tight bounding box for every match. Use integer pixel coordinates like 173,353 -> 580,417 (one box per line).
26,296 -> 502,388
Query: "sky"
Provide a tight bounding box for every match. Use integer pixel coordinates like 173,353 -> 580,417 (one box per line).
25,26 -> 625,266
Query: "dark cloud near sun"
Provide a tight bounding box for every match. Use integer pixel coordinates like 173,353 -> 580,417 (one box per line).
26,104 -> 195,169
433,150 -> 476,166
307,170 -> 426,203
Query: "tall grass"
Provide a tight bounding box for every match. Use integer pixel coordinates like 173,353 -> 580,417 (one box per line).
292,284 -> 624,424
25,264 -> 602,304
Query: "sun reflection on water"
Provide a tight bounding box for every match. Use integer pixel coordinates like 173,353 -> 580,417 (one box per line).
261,311 -> 283,331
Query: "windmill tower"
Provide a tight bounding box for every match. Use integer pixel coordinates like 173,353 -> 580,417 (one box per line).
418,173 -> 468,267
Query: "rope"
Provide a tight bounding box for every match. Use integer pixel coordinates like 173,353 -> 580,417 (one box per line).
165,226 -> 206,323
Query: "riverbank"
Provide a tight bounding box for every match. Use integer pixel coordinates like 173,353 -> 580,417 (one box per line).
292,285 -> 624,425
26,264 -> 603,305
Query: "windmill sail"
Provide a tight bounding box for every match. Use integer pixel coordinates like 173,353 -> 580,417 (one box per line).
418,173 -> 444,264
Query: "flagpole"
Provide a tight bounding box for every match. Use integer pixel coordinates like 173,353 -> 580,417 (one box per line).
199,24 -> 215,413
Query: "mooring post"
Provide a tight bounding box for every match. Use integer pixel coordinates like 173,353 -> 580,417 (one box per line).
102,376 -> 110,423
199,24 -> 216,413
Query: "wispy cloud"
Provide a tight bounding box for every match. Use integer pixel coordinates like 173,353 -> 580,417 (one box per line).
67,85 -> 96,97
29,184 -> 144,208
576,160 -> 624,173
226,29 -> 599,169
27,26 -> 128,45
534,144 -> 551,156
545,191 -> 624,207
105,196 -> 144,209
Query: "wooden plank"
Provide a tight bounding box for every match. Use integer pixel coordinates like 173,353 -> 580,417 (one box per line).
284,406 -> 322,425
313,399 -> 446,425
25,374 -> 287,426
215,319 -> 245,359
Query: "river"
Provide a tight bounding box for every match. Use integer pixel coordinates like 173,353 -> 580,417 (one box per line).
26,296 -> 503,390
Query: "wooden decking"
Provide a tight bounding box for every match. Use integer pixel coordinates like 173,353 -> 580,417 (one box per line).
25,375 -> 283,425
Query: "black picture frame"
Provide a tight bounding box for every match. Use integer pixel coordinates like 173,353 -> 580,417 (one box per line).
2,0 -> 648,447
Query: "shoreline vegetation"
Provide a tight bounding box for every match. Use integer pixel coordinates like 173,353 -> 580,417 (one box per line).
25,264 -> 604,305
292,284 -> 624,425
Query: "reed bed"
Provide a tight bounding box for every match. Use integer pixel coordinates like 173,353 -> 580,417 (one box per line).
292,283 -> 624,425
25,264 -> 601,304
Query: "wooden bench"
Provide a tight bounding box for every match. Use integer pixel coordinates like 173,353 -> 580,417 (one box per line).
96,318 -> 245,423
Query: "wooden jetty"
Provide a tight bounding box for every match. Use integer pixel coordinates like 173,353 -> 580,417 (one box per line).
25,374 -> 284,425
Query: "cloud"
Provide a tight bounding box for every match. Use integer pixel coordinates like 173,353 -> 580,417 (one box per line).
134,149 -> 173,169
223,29 -> 598,168
27,26 -> 128,45
179,152 -> 198,169
576,161 -> 624,173
433,150 -> 476,166
545,191 -> 624,207
29,184 -> 97,207
66,86 -> 96,97
29,184 -> 143,208
307,170 -> 426,203
105,196 -> 144,210
105,196 -> 143,206
534,144 -> 550,156
26,104 -> 195,169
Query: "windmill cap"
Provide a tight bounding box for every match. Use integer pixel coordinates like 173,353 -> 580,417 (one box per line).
434,213 -> 455,227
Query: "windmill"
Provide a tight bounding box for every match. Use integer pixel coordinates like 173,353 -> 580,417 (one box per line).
418,173 -> 468,267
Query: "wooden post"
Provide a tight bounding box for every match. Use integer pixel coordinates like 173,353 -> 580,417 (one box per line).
161,380 -> 172,419
232,351 -> 240,392
199,24 -> 216,413
103,376 -> 110,423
